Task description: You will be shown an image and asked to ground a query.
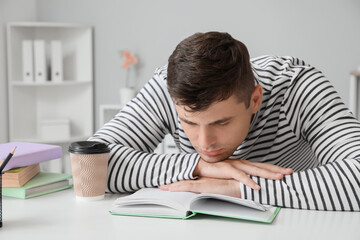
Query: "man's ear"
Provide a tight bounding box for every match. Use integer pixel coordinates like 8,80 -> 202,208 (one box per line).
249,85 -> 262,113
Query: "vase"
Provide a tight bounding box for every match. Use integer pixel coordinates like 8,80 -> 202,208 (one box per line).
119,87 -> 136,107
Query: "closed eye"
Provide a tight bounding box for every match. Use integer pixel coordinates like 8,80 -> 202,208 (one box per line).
211,118 -> 232,126
180,118 -> 197,126
217,121 -> 229,126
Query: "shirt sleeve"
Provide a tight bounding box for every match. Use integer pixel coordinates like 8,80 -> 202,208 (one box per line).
240,63 -> 360,211
88,68 -> 199,193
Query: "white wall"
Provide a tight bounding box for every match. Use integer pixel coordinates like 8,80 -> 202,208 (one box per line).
0,0 -> 38,143
36,0 -> 360,129
2,0 -> 360,137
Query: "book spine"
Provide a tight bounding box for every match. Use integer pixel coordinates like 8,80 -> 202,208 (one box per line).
1,187 -> 26,199
50,40 -> 63,82
22,40 -> 34,83
34,40 -> 47,83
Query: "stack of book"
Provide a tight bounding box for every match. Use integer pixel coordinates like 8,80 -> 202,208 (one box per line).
0,142 -> 73,199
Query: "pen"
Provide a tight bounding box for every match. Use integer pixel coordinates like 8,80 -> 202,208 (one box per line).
0,147 -> 17,173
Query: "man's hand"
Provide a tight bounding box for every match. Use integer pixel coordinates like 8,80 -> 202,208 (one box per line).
159,177 -> 241,198
193,158 -> 293,191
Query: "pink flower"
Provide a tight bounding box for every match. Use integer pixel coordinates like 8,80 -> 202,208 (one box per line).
121,50 -> 138,69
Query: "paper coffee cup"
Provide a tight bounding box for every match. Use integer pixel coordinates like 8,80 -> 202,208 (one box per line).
69,141 -> 110,201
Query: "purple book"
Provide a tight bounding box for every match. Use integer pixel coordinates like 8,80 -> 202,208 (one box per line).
0,142 -> 62,171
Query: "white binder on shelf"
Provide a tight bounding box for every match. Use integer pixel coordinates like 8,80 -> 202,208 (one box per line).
22,40 -> 34,82
51,40 -> 63,82
33,40 -> 47,83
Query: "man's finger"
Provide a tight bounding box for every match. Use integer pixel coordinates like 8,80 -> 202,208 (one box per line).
228,169 -> 260,190
159,178 -> 242,197
237,163 -> 284,180
158,180 -> 198,193
158,185 -> 169,191
240,160 -> 293,175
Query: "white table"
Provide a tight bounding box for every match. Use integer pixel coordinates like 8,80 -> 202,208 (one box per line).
1,189 -> 359,240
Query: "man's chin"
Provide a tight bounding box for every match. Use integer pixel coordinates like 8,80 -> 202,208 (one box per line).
199,154 -> 226,163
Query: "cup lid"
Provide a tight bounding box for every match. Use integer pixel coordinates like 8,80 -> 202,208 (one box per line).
68,141 -> 110,154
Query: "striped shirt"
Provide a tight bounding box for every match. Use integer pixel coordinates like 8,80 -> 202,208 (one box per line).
89,55 -> 360,211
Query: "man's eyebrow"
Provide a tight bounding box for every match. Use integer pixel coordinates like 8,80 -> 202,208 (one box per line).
179,117 -> 195,124
179,116 -> 234,125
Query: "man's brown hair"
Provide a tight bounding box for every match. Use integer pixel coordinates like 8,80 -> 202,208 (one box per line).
167,32 -> 255,111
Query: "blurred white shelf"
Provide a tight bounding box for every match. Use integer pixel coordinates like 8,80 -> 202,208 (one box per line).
8,22 -> 91,28
7,22 -> 94,145
349,71 -> 360,118
11,80 -> 92,86
12,135 -> 91,144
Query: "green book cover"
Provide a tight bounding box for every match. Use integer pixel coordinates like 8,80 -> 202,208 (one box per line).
2,172 -> 73,199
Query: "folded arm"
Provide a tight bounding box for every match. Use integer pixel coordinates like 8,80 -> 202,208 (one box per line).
242,68 -> 360,211
89,71 -> 200,193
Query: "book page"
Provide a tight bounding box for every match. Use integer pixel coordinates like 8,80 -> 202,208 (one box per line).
111,204 -> 190,219
113,188 -> 197,212
192,193 -> 267,211
25,179 -> 71,196
190,198 -> 279,223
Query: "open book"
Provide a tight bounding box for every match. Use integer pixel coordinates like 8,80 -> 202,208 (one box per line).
110,188 -> 280,223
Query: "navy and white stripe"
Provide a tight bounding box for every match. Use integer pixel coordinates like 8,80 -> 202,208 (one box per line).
89,55 -> 360,211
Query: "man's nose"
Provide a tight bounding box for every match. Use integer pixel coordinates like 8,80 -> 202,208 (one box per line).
198,126 -> 216,149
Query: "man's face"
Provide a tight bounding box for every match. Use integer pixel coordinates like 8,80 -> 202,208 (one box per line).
175,86 -> 262,163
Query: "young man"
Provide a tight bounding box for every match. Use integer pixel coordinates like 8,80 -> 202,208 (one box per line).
89,32 -> 360,211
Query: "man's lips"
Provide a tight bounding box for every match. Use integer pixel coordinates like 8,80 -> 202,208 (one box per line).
200,149 -> 223,157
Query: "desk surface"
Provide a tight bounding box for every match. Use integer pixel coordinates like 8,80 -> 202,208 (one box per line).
1,189 -> 359,240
